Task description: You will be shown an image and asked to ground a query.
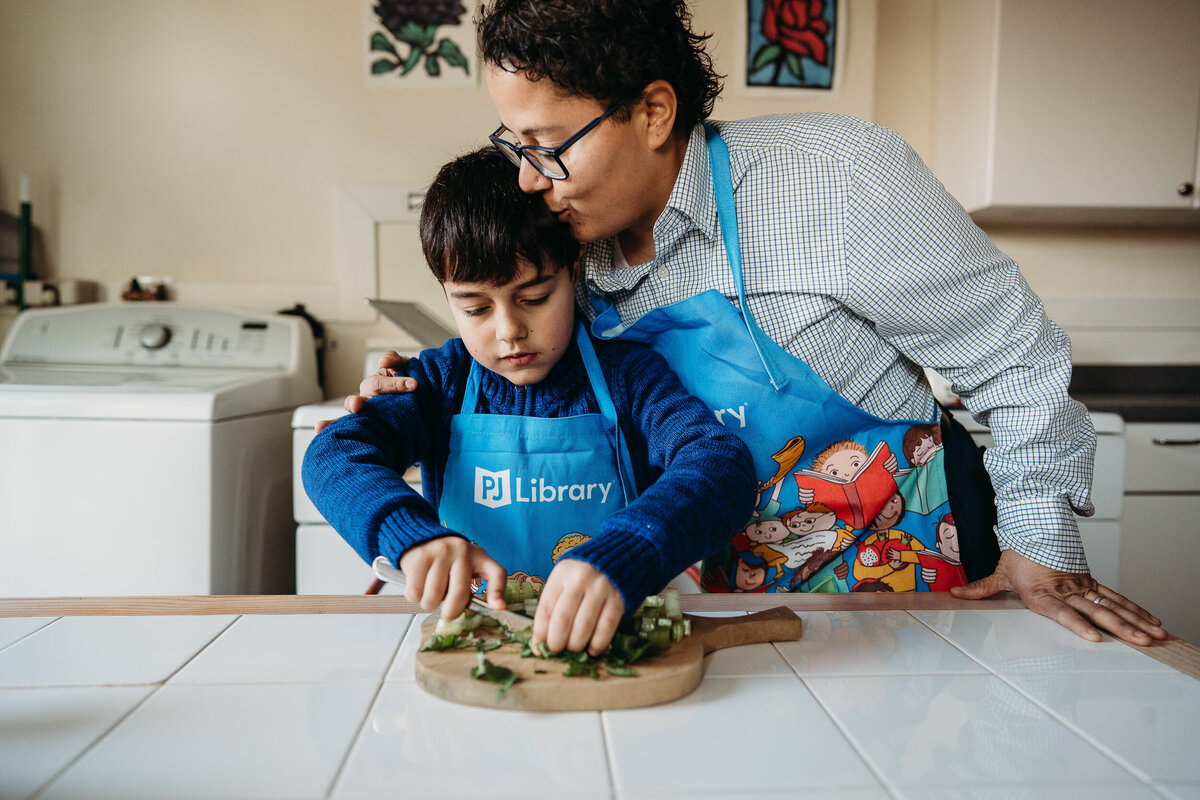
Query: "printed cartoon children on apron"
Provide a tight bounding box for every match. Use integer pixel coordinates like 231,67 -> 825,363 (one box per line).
591,127 -> 968,594
708,420 -> 963,594
438,323 -> 637,588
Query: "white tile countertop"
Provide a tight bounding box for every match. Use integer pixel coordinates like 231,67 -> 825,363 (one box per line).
1,595 -> 1197,800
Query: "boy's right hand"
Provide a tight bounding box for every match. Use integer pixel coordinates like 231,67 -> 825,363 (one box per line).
314,351 -> 417,433
398,537 -> 508,621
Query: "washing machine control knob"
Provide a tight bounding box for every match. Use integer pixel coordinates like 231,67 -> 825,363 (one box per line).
138,323 -> 173,350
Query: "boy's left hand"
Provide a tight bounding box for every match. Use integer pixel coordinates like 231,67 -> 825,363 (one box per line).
533,560 -> 625,657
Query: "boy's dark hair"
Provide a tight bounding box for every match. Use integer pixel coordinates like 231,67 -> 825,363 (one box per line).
420,147 -> 580,285
477,0 -> 722,135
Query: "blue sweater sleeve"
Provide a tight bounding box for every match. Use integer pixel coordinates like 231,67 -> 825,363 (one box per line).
560,342 -> 757,611
300,340 -> 469,567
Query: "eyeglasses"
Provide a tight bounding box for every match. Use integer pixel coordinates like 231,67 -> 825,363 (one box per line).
489,104 -> 621,180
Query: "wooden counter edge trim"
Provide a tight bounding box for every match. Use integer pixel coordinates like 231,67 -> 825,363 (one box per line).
2,593 -> 1195,681
0,592 -> 1028,617
1133,635 -> 1200,681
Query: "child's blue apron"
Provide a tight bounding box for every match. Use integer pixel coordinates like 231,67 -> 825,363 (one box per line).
437,323 -> 638,586
589,126 -> 974,593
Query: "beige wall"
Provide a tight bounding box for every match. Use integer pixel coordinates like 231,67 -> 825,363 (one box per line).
0,0 -> 880,395
1,0 -> 1196,396
872,0 -> 1200,365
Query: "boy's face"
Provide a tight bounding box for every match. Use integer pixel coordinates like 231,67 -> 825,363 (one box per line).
937,522 -> 960,561
821,448 -> 865,478
443,257 -> 576,386
747,519 -> 787,544
485,66 -> 661,246
787,510 -> 836,536
911,434 -> 937,466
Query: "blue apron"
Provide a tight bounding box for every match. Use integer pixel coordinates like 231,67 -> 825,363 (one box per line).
589,126 -> 968,594
438,323 -> 638,587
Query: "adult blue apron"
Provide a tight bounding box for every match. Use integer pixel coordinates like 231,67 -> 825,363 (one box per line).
438,323 -> 638,588
590,126 -> 975,594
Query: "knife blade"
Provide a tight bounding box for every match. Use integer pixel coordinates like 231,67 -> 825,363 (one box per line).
371,556 -> 535,631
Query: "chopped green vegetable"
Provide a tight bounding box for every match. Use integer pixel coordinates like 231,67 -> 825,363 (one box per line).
436,587 -> 691,691
434,614 -> 467,637
564,659 -> 599,679
470,651 -> 521,700
420,633 -> 461,651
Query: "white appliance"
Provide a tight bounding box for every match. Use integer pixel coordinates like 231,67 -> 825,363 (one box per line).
292,374 -> 418,596
293,301 -> 455,594
952,409 -> 1126,588
0,303 -> 322,596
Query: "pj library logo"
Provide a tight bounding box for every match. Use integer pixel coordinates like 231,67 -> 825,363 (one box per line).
473,467 -> 614,509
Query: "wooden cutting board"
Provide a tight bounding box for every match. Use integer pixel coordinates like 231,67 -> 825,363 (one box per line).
414,606 -> 803,711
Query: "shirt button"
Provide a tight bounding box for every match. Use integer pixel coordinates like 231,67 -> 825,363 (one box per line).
655,264 -> 670,281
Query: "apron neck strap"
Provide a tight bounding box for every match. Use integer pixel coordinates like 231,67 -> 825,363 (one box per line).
461,323 -> 639,505
704,124 -> 790,392
574,322 -> 639,505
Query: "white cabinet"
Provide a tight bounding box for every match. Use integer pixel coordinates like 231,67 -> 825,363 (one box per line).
930,0 -> 1200,224
951,410 -> 1125,589
1119,423 -> 1200,644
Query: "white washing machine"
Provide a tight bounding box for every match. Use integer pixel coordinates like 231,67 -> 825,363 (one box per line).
0,303 -> 323,596
293,301 -> 455,595
292,393 -> 417,595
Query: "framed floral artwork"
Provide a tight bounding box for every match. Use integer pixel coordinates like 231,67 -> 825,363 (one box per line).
366,0 -> 478,88
744,0 -> 840,92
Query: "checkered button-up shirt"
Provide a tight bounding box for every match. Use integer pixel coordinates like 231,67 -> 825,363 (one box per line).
578,114 -> 1096,573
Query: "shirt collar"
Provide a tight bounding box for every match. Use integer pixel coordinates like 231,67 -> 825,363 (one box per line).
581,123 -> 718,294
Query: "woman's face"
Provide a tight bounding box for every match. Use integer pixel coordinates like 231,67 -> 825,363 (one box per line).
485,66 -> 664,246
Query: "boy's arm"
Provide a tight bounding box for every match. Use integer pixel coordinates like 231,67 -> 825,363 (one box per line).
560,344 -> 757,612
300,345 -> 465,569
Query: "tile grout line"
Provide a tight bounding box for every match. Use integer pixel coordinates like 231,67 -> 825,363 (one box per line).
904,610 -> 1160,790
27,614 -> 242,800
597,711 -> 618,800
986,667 -> 1160,787
324,614 -> 415,800
0,616 -> 61,657
769,639 -> 904,800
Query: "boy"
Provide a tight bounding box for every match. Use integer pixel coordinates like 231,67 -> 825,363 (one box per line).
302,147 -> 755,656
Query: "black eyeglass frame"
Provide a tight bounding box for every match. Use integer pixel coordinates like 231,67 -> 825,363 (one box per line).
489,103 -> 622,180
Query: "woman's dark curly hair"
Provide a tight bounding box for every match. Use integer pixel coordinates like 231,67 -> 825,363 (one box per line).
477,0 -> 723,134
420,147 -> 580,285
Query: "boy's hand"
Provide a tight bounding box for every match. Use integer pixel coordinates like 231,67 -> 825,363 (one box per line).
398,537 -> 508,621
314,352 -> 417,434
533,560 -> 625,657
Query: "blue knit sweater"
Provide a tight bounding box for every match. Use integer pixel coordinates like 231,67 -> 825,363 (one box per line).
301,334 -> 755,611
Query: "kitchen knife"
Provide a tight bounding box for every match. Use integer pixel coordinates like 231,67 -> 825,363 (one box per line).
371,556 -> 535,631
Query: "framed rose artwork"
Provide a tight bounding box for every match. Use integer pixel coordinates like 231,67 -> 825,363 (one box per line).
366,0 -> 478,88
744,0 -> 840,92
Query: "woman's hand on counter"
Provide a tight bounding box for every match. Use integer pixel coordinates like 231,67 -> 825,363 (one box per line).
314,351 -> 416,433
951,550 -> 1168,646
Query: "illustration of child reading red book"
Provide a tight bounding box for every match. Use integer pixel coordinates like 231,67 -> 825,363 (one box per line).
794,439 -> 899,530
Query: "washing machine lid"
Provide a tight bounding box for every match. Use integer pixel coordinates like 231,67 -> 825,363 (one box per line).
0,365 -> 321,421
0,303 -> 322,421
292,401 -> 349,429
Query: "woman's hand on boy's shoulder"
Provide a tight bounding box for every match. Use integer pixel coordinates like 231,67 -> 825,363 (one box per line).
314,351 -> 417,433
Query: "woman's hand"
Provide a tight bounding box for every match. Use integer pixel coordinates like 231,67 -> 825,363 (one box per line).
951,550 -> 1167,646
533,560 -> 626,657
314,351 -> 417,433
